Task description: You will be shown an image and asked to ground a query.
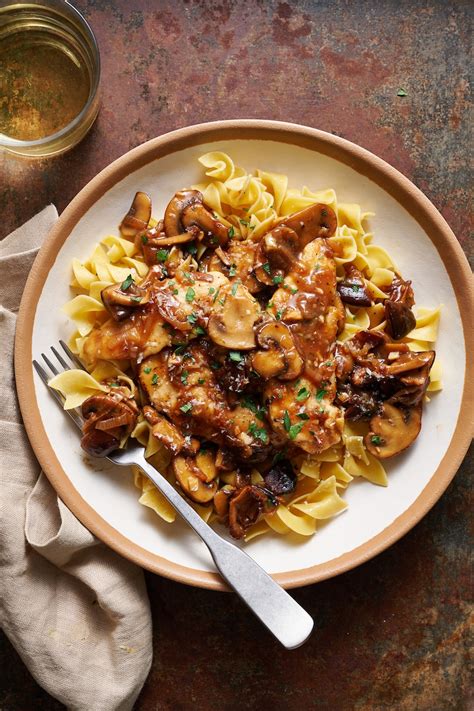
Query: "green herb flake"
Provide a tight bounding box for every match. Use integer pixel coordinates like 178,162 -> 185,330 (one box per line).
151,373 -> 159,385
183,271 -> 195,284
229,264 -> 237,277
397,88 -> 407,97
262,262 -> 271,275
121,274 -> 134,291
186,243 -> 197,255
283,410 -> 291,432
141,234 -> 148,244
231,280 -> 240,296
297,412 -> 310,421
248,421 -> 269,443
229,351 -> 243,363
180,370 -> 189,385
239,218 -> 249,226
180,403 -> 192,414
143,366 -> 152,374
194,326 -> 206,336
156,249 -> 169,263
174,344 -> 187,355
211,361 -> 221,370
197,378 -> 206,385
272,275 -> 284,285
290,287 -> 298,294
130,295 -> 142,303
187,312 -> 198,325
371,435 -> 383,446
275,310 -> 283,321
351,284 -> 361,292
228,225 -> 235,239
185,287 -> 195,303
172,288 -> 179,295
209,287 -> 216,295
296,386 -> 310,401
288,423 -> 304,440
324,360 -> 334,367
316,388 -> 327,401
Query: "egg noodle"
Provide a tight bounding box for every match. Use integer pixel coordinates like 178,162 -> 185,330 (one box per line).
50,152 -> 442,541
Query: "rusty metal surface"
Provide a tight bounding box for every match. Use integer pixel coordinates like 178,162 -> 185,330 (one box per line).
0,0 -> 472,709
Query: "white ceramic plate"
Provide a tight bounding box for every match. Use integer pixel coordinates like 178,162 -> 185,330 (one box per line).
16,121 -> 473,589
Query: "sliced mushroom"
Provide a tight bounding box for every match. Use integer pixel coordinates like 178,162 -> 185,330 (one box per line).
101,280 -> 150,321
81,393 -> 138,456
263,459 -> 297,495
254,226 -> 300,283
207,283 -> 260,350
213,485 -> 236,519
385,300 -> 416,340
120,191 -> 152,239
385,350 -> 435,376
81,429 -> 119,457
143,405 -> 189,456
164,189 -> 229,246
251,321 -> 303,380
386,276 -> 415,308
337,265 -> 372,307
173,455 -> 218,504
228,485 -> 277,539
280,202 -> 337,244
365,402 -> 422,459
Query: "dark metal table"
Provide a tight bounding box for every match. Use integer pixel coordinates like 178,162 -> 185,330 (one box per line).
1,1 -> 472,709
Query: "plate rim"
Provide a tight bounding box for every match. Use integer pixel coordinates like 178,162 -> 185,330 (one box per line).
14,119 -> 474,591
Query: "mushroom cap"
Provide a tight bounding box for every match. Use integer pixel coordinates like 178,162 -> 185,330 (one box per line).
251,321 -> 303,381
207,283 -> 260,350
173,454 -> 218,504
365,402 -> 422,459
120,191 -> 152,239
385,300 -> 417,340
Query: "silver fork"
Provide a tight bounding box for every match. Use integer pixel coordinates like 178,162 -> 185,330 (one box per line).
33,341 -> 314,649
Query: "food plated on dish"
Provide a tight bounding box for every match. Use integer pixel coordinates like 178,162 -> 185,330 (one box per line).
49,151 -> 442,542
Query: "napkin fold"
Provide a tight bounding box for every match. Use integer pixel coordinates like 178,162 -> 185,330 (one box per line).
0,208 -> 152,711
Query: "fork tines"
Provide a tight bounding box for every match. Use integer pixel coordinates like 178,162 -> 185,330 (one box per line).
33,340 -> 86,431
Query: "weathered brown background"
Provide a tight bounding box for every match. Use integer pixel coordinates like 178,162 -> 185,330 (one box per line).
0,0 -> 472,709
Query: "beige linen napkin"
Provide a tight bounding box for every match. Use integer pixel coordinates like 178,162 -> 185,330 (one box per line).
0,208 -> 152,711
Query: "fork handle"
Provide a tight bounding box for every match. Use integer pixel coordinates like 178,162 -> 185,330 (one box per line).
136,456 -> 314,649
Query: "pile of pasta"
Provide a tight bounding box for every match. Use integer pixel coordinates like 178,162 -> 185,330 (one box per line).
54,151 -> 442,541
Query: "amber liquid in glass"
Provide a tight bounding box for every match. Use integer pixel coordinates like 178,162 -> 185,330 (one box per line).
0,28 -> 90,141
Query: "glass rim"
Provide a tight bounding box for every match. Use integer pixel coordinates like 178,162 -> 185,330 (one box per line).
0,0 -> 101,150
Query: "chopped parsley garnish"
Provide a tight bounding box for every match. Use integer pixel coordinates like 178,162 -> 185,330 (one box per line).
197,378 -> 206,385
194,326 -> 205,336
209,287 -> 215,295
185,287 -> 195,303
229,264 -> 237,277
211,361 -> 221,370
315,388 -> 327,401
141,234 -> 148,244
183,271 -> 195,283
324,360 -> 334,367
130,295 -> 142,303
156,249 -> 169,263
229,351 -> 243,363
248,421 -> 269,443
351,284 -> 361,292
275,310 -> 283,321
231,280 -> 240,296
228,225 -> 235,239
262,262 -> 271,275
321,208 -> 328,217
172,289 -> 179,295
290,287 -> 298,294
174,344 -> 187,355
288,423 -> 303,440
296,386 -> 310,401
272,275 -> 284,285
186,243 -> 197,255
239,218 -> 249,226
180,403 -> 192,414
272,450 -> 286,465
283,410 -> 291,432
241,397 -> 266,420
151,373 -> 159,385
212,286 -> 221,303
297,412 -> 310,420
180,370 -> 189,385
397,88 -> 407,97
218,297 -> 226,306
371,435 -> 383,446
121,274 -> 134,291
143,366 -> 151,374
187,312 -> 198,325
